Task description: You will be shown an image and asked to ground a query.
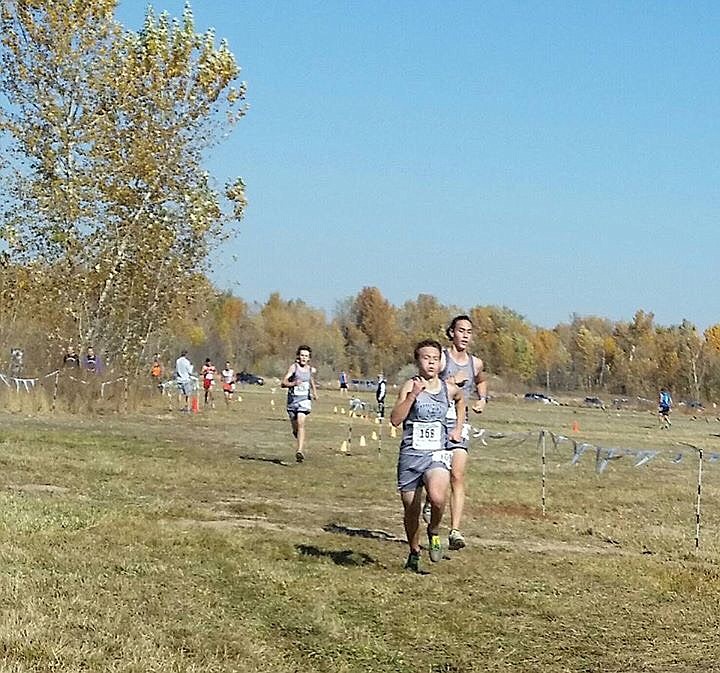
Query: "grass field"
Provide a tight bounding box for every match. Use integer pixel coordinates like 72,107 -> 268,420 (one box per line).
1,385 -> 720,672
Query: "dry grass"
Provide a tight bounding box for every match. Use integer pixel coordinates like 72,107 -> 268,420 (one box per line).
0,386 -> 720,671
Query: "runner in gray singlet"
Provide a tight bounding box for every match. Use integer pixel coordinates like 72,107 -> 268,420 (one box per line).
442,346 -> 475,450
423,315 -> 489,551
396,381 -> 453,491
286,364 -> 312,413
391,339 -> 465,573
281,345 -> 318,463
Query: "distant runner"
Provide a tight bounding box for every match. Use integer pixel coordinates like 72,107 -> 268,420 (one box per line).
221,361 -> 235,406
281,346 -> 318,463
658,388 -> 673,429
201,358 -> 217,408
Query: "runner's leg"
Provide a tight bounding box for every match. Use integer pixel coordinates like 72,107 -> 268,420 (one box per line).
449,448 -> 468,532
425,467 -> 450,530
296,412 -> 307,454
400,488 -> 423,553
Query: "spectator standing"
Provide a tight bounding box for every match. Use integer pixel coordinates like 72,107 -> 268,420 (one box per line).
339,371 -> 349,396
63,345 -> 80,369
150,354 -> 164,390
175,350 -> 194,412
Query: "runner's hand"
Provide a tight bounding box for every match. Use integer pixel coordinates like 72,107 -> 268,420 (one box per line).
411,377 -> 426,397
472,399 -> 486,414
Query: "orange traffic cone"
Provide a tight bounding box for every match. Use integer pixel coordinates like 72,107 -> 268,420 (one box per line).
571,420 -> 579,433
191,397 -> 199,413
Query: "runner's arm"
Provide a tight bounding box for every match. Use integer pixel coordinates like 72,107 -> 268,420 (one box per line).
448,383 -> 466,443
472,356 -> 488,413
390,379 -> 421,427
280,365 -> 296,388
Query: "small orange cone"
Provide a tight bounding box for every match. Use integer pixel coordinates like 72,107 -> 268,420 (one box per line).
571,420 -> 579,433
191,397 -> 199,413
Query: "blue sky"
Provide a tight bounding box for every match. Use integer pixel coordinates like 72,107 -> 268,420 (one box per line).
117,1 -> 720,330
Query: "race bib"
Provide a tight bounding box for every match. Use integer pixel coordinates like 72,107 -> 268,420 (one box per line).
294,381 -> 310,396
412,421 -> 442,451
431,449 -> 454,470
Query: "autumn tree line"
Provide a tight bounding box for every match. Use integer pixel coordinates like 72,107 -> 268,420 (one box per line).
2,3 -> 719,403
144,285 -> 720,403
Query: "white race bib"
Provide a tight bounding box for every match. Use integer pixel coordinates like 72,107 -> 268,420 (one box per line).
412,421 -> 442,451
294,381 -> 310,396
431,450 -> 454,470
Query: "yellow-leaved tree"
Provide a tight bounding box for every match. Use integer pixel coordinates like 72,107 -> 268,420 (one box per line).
0,1 -> 247,371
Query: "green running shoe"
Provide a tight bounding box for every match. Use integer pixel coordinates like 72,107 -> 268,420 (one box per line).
404,551 -> 421,573
427,527 -> 443,563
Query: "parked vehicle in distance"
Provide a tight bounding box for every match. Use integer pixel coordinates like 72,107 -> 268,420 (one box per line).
680,400 -> 704,410
236,371 -> 264,386
584,396 -> 605,409
351,378 -> 377,390
524,392 -> 559,405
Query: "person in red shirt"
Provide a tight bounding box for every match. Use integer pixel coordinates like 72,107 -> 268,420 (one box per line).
201,358 -> 217,408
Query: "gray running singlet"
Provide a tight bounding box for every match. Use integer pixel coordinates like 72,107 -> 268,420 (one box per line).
441,348 -> 476,404
441,348 -> 475,448
398,381 -> 450,453
287,363 -> 312,411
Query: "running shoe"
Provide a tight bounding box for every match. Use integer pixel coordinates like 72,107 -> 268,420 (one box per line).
427,527 -> 443,563
404,551 -> 421,573
295,450 -> 305,463
448,529 -> 466,551
422,500 -> 432,524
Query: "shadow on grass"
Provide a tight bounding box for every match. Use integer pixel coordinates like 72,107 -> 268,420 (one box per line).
296,544 -> 376,566
323,522 -> 404,544
237,454 -> 288,466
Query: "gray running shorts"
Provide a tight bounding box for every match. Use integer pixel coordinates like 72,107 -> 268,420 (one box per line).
287,400 -> 312,418
397,449 -> 453,492
445,421 -> 471,451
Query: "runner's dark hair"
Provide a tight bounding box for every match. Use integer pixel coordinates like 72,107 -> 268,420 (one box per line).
414,339 -> 442,361
445,314 -> 473,340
